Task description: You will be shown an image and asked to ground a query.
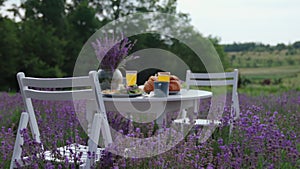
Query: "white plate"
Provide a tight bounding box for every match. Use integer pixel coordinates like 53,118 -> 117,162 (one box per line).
102,93 -> 142,98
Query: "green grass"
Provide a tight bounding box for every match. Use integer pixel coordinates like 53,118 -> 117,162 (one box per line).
239,84 -> 295,96
239,66 -> 300,88
229,49 -> 300,68
229,50 -> 300,95
239,65 -> 300,75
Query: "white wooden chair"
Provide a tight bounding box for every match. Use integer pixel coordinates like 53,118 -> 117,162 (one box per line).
10,71 -> 112,169
174,69 -> 240,134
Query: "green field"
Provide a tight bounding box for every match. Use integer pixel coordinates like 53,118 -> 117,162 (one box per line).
229,50 -> 300,68
229,50 -> 300,95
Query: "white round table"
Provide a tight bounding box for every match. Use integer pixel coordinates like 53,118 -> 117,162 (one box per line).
102,89 -> 212,127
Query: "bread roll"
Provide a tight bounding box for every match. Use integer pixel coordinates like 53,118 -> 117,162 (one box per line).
143,80 -> 154,93
169,80 -> 181,91
170,75 -> 180,81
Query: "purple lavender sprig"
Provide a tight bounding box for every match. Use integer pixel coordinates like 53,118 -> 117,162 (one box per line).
91,33 -> 137,72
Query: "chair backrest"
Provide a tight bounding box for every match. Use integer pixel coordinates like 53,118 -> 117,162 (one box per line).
185,69 -> 240,119
186,69 -> 238,89
16,71 -> 105,142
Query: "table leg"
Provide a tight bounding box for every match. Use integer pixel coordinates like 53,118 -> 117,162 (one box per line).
156,112 -> 166,133
176,109 -> 187,133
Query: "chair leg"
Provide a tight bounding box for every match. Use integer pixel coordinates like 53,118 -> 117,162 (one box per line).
10,112 -> 29,169
85,113 -> 102,169
101,113 -> 113,146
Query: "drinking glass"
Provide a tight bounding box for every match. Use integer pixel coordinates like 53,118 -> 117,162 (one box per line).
126,70 -> 137,86
157,72 -> 170,82
154,81 -> 169,97
154,72 -> 170,97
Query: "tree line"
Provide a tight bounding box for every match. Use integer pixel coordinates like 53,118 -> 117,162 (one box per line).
0,0 -> 228,91
224,41 -> 300,53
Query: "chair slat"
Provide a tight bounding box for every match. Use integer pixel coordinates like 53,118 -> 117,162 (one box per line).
189,79 -> 235,86
22,76 -> 92,88
189,72 -> 235,79
24,89 -> 94,101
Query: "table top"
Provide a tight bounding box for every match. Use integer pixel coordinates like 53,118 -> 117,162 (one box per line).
102,89 -> 212,102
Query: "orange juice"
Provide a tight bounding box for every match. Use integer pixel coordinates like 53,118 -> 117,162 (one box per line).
158,75 -> 170,82
158,72 -> 170,82
126,71 -> 137,86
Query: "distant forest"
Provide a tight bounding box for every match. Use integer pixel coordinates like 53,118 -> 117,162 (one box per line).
223,41 -> 300,53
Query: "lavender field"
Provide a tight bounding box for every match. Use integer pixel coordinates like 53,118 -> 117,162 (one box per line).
0,91 -> 299,168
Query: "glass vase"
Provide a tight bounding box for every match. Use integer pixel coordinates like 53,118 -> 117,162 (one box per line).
97,69 -> 123,90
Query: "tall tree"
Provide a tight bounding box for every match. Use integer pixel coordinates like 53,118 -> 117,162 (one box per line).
0,0 -> 5,7
0,18 -> 21,90
62,0 -> 102,75
18,19 -> 65,77
208,36 -> 230,70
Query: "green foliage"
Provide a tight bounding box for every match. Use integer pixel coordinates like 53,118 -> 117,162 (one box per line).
0,0 -> 4,7
208,36 -> 229,70
0,0 -> 229,91
40,0 -> 66,26
293,41 -> 300,48
63,0 -> 101,75
229,50 -> 300,68
276,43 -> 286,51
19,20 -> 65,77
228,45 -> 300,95
238,66 -> 300,95
0,18 -> 21,90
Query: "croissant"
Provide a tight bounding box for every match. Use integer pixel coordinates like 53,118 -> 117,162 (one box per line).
143,80 -> 154,93
170,75 -> 180,81
169,80 -> 181,91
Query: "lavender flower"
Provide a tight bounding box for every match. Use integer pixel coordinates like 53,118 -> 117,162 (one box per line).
91,33 -> 137,72
1,90 -> 299,168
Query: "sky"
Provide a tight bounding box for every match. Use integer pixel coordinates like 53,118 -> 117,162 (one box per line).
177,0 -> 300,45
1,0 -> 299,45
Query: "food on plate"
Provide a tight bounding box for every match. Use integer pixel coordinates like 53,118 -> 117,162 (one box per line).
169,80 -> 181,91
143,76 -> 156,93
143,75 -> 181,93
170,75 -> 180,81
102,85 -> 142,95
126,85 -> 143,94
102,89 -> 117,95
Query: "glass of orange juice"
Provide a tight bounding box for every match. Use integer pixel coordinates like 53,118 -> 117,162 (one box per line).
157,72 -> 170,82
126,70 -> 137,86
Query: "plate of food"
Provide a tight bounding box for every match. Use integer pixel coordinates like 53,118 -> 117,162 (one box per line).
102,85 -> 143,98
